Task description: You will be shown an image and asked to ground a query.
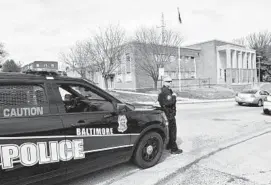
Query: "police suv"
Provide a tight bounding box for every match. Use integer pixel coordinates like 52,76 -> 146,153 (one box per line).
0,70 -> 169,185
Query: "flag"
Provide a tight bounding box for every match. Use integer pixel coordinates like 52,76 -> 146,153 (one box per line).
177,7 -> 182,24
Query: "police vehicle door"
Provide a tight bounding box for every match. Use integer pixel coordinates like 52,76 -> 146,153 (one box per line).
51,81 -> 133,175
0,82 -> 66,185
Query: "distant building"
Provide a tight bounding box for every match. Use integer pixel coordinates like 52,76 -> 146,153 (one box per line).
110,42 -> 200,91
22,61 -> 58,72
61,40 -> 257,91
187,40 -> 257,85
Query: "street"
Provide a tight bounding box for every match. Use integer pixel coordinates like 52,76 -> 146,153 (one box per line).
67,101 -> 271,185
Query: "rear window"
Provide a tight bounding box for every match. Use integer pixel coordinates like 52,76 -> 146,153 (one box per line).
0,85 -> 47,106
241,90 -> 258,94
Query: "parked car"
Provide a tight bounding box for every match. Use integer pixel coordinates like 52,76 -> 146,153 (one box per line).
0,70 -> 169,185
263,95 -> 271,114
235,89 -> 270,106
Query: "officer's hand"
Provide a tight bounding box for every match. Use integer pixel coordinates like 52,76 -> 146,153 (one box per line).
172,93 -> 177,96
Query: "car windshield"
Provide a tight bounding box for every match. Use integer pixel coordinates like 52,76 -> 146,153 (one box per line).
241,90 -> 258,94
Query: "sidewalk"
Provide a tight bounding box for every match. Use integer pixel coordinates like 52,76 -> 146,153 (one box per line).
100,125 -> 271,185
111,90 -> 235,105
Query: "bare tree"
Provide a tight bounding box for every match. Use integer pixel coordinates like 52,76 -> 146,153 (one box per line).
246,30 -> 271,50
59,41 -> 95,79
233,30 -> 271,80
232,37 -> 247,46
87,25 -> 126,90
0,42 -> 8,65
134,26 -> 184,90
246,31 -> 271,80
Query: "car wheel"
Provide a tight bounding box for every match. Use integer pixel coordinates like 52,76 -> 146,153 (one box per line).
258,100 -> 263,107
133,132 -> 164,169
238,102 -> 243,105
263,109 -> 270,115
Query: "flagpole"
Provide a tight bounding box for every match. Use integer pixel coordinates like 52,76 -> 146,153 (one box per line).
178,46 -> 181,91
177,7 -> 182,92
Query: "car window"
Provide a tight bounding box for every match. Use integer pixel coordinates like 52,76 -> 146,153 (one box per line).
241,90 -> 258,94
70,86 -> 104,100
0,84 -> 48,117
263,91 -> 269,95
57,83 -> 114,113
0,84 -> 47,106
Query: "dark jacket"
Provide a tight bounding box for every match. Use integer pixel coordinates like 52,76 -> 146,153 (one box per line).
158,86 -> 177,118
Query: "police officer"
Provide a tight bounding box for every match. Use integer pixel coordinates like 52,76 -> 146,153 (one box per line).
158,76 -> 183,154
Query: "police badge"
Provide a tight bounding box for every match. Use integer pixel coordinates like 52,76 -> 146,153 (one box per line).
118,115 -> 128,132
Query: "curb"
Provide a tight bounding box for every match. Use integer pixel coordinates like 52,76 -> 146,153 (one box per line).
134,98 -> 235,106
111,90 -> 235,105
176,98 -> 235,104
110,90 -> 158,97
106,126 -> 271,185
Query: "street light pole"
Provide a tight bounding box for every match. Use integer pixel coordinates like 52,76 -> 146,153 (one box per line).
257,56 -> 262,84
178,47 -> 181,92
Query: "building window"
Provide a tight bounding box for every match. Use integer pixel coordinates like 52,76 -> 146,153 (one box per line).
125,73 -> 132,82
170,56 -> 175,63
126,53 -> 131,62
126,60 -> 131,73
185,56 -> 189,62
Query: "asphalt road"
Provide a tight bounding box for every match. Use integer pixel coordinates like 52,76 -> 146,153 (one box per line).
66,101 -> 271,185
164,132 -> 271,185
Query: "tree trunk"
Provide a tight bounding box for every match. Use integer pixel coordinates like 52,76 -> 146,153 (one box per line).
103,77 -> 109,90
154,80 -> 158,90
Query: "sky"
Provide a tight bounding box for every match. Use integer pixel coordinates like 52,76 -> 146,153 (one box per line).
0,0 -> 270,67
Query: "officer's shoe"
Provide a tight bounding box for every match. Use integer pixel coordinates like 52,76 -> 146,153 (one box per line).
171,149 -> 183,154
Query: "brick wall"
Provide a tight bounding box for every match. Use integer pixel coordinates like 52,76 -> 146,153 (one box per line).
188,41 -> 218,84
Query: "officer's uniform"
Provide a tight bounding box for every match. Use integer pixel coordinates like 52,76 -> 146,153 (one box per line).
158,77 -> 182,154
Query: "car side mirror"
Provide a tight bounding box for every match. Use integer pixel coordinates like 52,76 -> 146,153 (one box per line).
116,103 -> 126,112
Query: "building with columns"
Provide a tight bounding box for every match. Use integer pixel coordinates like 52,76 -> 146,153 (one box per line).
187,40 -> 257,85
216,44 -> 256,85
63,40 -> 257,91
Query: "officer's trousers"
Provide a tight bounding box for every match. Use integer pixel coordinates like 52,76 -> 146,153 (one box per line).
167,116 -> 178,151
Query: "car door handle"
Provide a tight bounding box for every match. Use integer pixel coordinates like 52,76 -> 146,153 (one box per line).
71,120 -> 85,127
104,114 -> 112,118
77,120 -> 85,124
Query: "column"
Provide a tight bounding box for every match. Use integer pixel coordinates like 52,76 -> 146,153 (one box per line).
226,48 -> 232,85
232,50 -> 237,83
252,53 -> 257,83
193,57 -> 197,78
217,51 -> 220,84
248,53 -> 253,82
238,51 -> 242,84
242,52 -> 247,83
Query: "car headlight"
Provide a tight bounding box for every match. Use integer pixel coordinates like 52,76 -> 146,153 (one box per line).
161,112 -> 168,126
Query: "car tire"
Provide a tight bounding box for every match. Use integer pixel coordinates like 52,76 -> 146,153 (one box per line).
238,102 -> 243,105
133,132 -> 164,169
263,109 -> 270,115
258,100 -> 263,107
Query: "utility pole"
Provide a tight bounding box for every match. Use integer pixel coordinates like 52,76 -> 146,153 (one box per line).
157,12 -> 166,45
156,13 -> 166,87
